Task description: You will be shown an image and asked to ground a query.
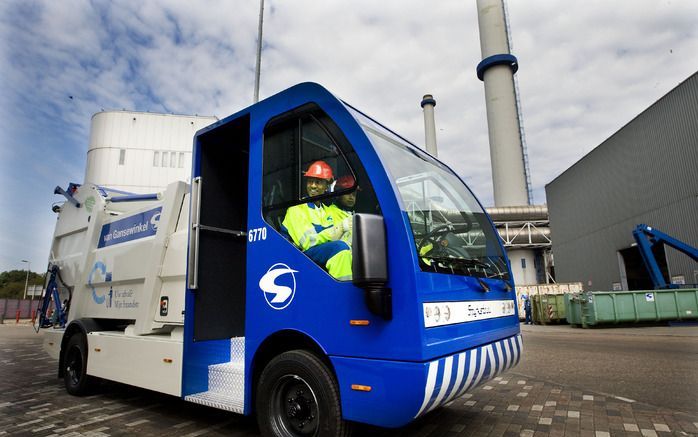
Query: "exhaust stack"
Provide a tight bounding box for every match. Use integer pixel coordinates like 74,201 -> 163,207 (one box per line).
476,0 -> 528,207
477,0 -> 538,286
421,94 -> 438,157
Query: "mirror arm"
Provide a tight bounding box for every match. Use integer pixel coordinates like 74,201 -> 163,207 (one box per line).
352,213 -> 392,320
363,285 -> 392,320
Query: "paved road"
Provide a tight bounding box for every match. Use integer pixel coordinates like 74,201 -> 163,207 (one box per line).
1,323 -> 697,436
516,324 -> 698,415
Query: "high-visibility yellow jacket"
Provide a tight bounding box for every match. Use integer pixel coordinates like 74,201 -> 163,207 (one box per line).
282,202 -> 337,251
326,203 -> 352,245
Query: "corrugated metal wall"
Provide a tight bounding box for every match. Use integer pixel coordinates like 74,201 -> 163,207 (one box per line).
546,73 -> 698,289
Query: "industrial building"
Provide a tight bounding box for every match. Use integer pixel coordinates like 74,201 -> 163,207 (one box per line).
546,72 -> 698,290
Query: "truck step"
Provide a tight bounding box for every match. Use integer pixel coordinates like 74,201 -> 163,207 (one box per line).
230,336 -> 245,360
185,337 -> 246,414
184,390 -> 244,413
208,362 -> 244,395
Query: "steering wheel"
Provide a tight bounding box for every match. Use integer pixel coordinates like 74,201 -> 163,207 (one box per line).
417,223 -> 471,259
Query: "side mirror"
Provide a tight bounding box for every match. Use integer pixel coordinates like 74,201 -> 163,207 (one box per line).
352,214 -> 391,320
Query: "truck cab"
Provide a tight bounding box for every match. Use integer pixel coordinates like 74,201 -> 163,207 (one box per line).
43,82 -> 520,436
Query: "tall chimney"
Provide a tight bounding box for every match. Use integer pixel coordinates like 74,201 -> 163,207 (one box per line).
421,94 -> 438,157
477,0 -> 537,286
476,0 -> 528,207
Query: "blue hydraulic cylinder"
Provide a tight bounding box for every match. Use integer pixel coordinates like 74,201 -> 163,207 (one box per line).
38,266 -> 67,328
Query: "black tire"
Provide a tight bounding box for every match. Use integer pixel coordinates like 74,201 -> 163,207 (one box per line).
62,334 -> 97,395
256,350 -> 350,437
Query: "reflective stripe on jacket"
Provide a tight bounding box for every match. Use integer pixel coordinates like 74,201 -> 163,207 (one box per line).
282,202 -> 336,251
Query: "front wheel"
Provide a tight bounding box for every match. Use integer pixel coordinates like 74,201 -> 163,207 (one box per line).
62,334 -> 97,395
256,350 -> 350,437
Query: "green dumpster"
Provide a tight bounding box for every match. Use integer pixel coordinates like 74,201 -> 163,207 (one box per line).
532,294 -> 567,325
565,289 -> 698,327
564,293 -> 584,325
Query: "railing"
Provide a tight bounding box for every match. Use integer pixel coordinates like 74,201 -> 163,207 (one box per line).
498,221 -> 552,248
0,299 -> 42,323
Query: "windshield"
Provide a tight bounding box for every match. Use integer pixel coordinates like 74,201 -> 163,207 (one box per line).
349,108 -> 510,280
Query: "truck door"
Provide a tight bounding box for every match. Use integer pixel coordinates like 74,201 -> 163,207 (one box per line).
189,115 -> 249,341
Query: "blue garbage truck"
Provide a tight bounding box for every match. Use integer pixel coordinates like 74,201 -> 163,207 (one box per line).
41,82 -> 521,436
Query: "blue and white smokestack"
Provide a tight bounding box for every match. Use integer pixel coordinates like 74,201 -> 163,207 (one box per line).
477,0 -> 538,287
476,0 -> 528,208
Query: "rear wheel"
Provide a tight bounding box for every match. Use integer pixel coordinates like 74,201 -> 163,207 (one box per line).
256,350 -> 350,437
63,334 -> 96,395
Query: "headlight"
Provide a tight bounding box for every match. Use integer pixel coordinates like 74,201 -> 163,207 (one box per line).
423,303 -> 451,326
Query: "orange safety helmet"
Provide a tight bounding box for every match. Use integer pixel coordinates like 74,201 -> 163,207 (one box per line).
335,175 -> 359,190
303,160 -> 334,181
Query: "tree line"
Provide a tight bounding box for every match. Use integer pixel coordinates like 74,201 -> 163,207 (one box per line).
0,270 -> 46,299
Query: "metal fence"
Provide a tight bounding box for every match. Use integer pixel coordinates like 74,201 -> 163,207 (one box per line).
0,299 -> 42,322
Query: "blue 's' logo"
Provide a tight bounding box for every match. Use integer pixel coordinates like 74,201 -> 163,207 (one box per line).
259,263 -> 297,310
150,212 -> 161,231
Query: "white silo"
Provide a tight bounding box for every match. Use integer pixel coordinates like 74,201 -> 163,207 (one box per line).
85,111 -> 218,194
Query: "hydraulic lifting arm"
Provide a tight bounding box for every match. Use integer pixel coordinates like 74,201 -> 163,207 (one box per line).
632,224 -> 698,289
36,265 -> 67,329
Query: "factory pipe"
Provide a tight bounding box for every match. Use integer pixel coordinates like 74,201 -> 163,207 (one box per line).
486,205 -> 548,222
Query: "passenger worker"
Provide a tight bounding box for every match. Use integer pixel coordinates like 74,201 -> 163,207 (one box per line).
282,161 -> 353,281
326,175 -> 358,246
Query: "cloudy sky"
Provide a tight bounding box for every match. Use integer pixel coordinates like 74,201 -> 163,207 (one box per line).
1,1 -> 696,274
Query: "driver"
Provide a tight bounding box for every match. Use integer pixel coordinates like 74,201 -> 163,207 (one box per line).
282,161 -> 353,281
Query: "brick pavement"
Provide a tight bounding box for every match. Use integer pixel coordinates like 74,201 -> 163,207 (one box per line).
1,325 -> 696,436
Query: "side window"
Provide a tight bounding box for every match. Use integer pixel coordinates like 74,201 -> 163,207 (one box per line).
262,119 -> 299,214
262,106 -> 381,281
299,117 -> 352,200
